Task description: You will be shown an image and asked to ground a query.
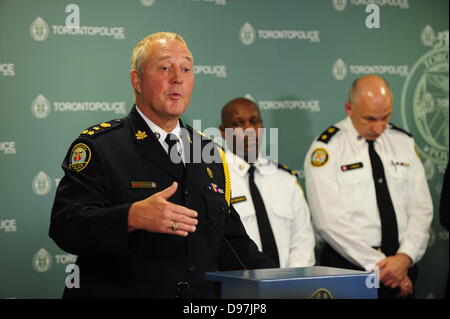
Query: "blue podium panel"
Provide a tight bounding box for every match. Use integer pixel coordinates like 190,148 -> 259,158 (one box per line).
205,266 -> 378,299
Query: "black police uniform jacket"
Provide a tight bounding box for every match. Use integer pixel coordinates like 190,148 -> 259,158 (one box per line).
49,106 -> 274,298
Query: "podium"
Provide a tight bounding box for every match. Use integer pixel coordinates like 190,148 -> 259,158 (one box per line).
205,266 -> 377,299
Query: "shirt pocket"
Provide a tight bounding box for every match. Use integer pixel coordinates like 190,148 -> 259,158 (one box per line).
202,189 -> 228,214
120,187 -> 159,204
384,159 -> 410,197
270,203 -> 294,231
202,190 -> 228,228
336,162 -> 372,200
231,196 -> 254,220
201,190 -> 228,250
384,159 -> 411,180
337,163 -> 372,185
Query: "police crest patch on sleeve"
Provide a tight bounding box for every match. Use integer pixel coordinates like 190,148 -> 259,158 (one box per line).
70,143 -> 91,172
311,148 -> 329,167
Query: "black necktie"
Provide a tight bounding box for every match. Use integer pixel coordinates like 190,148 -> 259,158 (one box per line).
248,165 -> 280,267
165,133 -> 183,166
367,140 -> 399,256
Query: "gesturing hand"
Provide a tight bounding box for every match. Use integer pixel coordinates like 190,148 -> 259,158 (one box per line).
128,182 -> 198,237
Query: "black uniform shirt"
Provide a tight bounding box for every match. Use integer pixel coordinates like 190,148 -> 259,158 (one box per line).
49,105 -> 273,298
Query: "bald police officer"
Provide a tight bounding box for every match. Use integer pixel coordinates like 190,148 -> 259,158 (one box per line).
304,75 -> 433,299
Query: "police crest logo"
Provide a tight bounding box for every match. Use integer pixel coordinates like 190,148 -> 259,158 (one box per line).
308,288 -> 333,299
32,248 -> 52,272
332,0 -> 348,12
401,27 -> 449,167
32,171 -> 52,196
311,148 -> 329,167
30,17 -> 49,42
332,58 -> 348,81
421,25 -> 436,47
31,94 -> 51,119
240,23 -> 256,46
140,0 -> 157,6
70,143 -> 91,172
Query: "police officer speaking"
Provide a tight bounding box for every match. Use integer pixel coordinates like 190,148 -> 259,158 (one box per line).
49,32 -> 273,299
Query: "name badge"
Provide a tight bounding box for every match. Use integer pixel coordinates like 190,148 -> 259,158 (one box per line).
231,196 -> 247,204
131,181 -> 157,189
341,162 -> 363,172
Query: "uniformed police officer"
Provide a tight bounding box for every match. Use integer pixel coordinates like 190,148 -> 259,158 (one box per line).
49,32 -> 273,299
219,97 -> 316,268
304,75 -> 433,298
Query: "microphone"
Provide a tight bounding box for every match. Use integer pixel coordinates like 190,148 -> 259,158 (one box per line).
204,211 -> 247,270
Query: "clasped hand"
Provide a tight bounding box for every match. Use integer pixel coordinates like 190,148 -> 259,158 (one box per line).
377,253 -> 413,297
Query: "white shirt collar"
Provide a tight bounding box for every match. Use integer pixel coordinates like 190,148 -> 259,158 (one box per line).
136,104 -> 181,143
135,105 -> 186,165
343,116 -> 363,142
225,149 -> 277,177
343,116 -> 387,148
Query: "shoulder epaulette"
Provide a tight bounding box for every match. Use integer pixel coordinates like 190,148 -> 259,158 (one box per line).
278,163 -> 299,177
389,123 -> 413,137
316,126 -> 340,144
185,124 -> 222,146
80,119 -> 123,137
185,124 -> 205,138
193,127 -> 211,140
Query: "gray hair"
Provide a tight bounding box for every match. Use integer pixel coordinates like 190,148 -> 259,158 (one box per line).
130,32 -> 191,75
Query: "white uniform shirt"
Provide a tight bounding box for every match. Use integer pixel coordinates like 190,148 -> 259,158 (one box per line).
227,150 -> 316,268
304,116 -> 433,271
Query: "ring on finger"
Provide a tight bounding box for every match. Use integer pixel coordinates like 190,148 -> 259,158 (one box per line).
171,221 -> 179,231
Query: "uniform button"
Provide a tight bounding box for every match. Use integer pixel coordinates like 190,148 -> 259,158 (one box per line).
189,266 -> 195,272
185,190 -> 189,196
220,206 -> 226,212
